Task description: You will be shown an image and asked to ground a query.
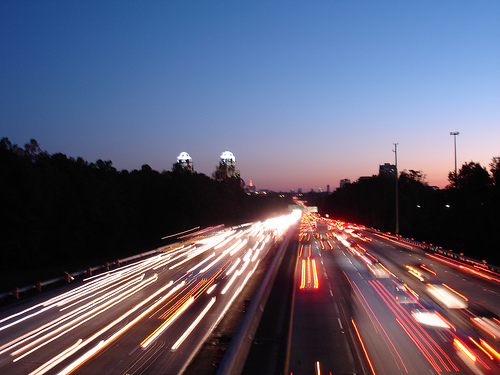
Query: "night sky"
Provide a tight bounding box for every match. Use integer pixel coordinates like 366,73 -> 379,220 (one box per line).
2,1 -> 499,192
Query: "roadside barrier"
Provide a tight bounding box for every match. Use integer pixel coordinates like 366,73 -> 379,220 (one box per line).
217,226 -> 296,375
368,228 -> 500,274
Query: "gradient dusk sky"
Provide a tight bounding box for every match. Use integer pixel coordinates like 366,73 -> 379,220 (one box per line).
2,1 -> 499,192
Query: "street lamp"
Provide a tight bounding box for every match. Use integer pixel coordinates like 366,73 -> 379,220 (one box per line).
450,132 -> 459,186
393,142 -> 399,235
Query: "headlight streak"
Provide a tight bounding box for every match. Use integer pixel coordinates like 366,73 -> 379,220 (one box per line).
221,269 -> 240,295
58,272 -> 145,312
66,254 -> 167,305
56,340 -> 106,375
171,296 -> 217,350
168,246 -> 214,270
214,231 -> 236,249
10,274 -> 158,361
27,339 -> 82,375
199,249 -> 232,274
0,273 -> 120,330
242,249 -> 253,263
425,284 -> 468,309
0,305 -> 56,333
228,239 -> 246,256
236,258 -> 251,277
29,280 -> 180,375
151,256 -> 175,271
84,253 -> 161,282
140,297 -> 194,348
251,244 -> 263,262
186,252 -> 215,273
225,258 -> 241,276
157,279 -> 205,320
234,260 -> 260,301
149,250 -> 190,271
2,214 -> 300,374
57,274 -> 129,310
206,284 -> 217,294
1,275 -> 147,355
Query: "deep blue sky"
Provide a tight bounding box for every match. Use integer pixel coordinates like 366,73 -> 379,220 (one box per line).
2,1 -> 499,191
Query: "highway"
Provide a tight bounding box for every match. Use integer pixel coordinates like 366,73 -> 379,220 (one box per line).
282,213 -> 500,375
0,211 -> 300,375
3,209 -> 500,375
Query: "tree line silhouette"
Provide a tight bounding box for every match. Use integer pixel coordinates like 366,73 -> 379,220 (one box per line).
320,158 -> 500,266
0,138 -> 290,292
2,137 -> 498,292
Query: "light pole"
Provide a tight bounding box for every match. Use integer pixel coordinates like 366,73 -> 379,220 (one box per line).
450,132 -> 459,186
393,143 -> 399,235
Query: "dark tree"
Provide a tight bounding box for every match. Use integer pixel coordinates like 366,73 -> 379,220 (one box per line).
490,156 -> 500,187
0,138 -> 290,292
321,161 -> 500,266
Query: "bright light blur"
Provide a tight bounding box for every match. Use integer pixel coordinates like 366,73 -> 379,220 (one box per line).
0,211 -> 302,375
425,284 -> 468,309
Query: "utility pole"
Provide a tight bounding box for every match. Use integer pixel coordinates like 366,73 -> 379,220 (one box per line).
393,143 -> 399,235
450,132 -> 459,186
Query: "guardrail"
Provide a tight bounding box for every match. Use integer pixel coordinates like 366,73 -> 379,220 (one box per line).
0,244 -> 174,302
216,225 -> 296,375
368,228 -> 500,275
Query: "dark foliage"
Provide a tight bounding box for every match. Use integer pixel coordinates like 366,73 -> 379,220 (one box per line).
321,160 -> 500,266
0,138 -> 290,291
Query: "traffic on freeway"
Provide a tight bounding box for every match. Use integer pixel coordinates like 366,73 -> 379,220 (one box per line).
284,212 -> 500,375
0,211 -> 300,375
3,208 -> 500,375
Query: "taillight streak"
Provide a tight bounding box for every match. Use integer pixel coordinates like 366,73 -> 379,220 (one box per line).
351,281 -> 407,372
369,280 -> 458,372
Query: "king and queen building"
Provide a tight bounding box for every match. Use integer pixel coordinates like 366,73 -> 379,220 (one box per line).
175,151 -> 240,181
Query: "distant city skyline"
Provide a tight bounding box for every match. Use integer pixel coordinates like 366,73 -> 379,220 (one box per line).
2,2 -> 499,192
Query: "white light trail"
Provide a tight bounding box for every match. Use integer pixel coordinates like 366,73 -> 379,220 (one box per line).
27,339 -> 82,375
225,259 -> 241,276
206,284 -> 217,294
18,280 -> 179,375
56,340 -> 105,375
140,296 -> 194,348
230,238 -> 248,256
11,274 -> 158,360
186,253 -> 215,273
221,271 -> 239,295
171,296 -> 216,350
199,253 -> 225,274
